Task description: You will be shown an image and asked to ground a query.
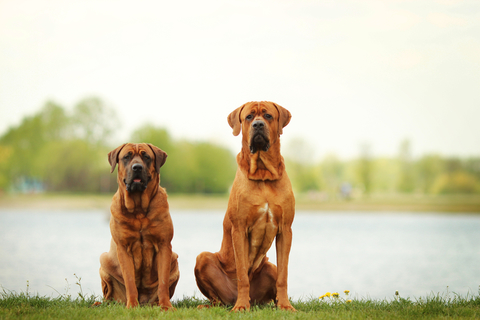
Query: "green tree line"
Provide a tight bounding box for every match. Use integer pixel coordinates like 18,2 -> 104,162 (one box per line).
0,98 -> 236,194
1,97 -> 479,196
286,140 -> 480,198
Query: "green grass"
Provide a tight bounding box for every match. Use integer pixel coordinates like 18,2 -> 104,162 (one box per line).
2,287 -> 480,319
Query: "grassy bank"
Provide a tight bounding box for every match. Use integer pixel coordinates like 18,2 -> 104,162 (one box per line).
1,193 -> 480,213
1,289 -> 479,319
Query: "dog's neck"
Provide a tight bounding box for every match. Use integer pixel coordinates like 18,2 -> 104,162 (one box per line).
120,177 -> 159,214
238,140 -> 284,181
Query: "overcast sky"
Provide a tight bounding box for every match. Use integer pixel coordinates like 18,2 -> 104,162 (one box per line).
1,0 -> 479,159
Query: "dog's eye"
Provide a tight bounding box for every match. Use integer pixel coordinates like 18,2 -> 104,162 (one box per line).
246,114 -> 253,121
123,154 -> 130,160
143,153 -> 150,160
264,114 -> 273,120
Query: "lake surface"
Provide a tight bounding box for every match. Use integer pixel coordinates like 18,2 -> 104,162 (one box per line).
1,209 -> 479,301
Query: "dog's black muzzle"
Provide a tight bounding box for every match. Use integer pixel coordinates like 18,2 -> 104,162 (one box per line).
249,120 -> 270,153
124,163 -> 150,192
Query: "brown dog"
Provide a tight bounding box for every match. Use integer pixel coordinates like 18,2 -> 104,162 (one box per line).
194,101 -> 295,311
99,143 -> 179,309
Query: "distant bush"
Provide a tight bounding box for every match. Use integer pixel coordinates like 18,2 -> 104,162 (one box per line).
131,126 -> 236,194
431,172 -> 480,194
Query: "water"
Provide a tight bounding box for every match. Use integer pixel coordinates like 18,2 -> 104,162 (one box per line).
1,209 -> 479,301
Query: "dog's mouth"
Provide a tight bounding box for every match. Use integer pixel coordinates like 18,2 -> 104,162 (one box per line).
124,176 -> 149,193
249,133 -> 270,154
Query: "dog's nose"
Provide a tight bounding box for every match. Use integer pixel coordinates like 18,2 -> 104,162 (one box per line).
132,163 -> 143,172
252,120 -> 265,130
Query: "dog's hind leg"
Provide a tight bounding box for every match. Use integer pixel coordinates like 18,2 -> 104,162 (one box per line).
194,251 -> 237,306
99,266 -> 127,303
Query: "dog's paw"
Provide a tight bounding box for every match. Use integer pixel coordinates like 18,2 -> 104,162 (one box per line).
278,303 -> 296,312
126,300 -> 139,308
158,301 -> 175,311
231,301 -> 250,312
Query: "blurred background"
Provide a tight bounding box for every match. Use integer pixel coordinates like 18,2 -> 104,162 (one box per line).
1,0 -> 479,302
0,97 -> 479,203
1,0 -> 480,199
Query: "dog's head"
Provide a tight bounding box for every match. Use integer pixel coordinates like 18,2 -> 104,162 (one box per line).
228,101 -> 291,153
108,143 -> 167,193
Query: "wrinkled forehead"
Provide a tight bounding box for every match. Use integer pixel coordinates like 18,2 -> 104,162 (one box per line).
241,101 -> 278,118
119,143 -> 153,157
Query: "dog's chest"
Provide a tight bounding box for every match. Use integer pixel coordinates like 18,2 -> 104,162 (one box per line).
125,213 -> 153,233
127,216 -> 163,278
249,203 -> 275,227
249,204 -> 276,241
121,214 -> 161,250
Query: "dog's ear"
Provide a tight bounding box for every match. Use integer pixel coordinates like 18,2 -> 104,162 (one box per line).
227,104 -> 245,136
273,103 -> 291,135
108,143 -> 127,173
147,143 -> 167,173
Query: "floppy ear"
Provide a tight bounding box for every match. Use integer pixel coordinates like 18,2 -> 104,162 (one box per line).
227,104 -> 245,136
108,143 -> 127,173
273,103 -> 291,135
147,143 -> 167,173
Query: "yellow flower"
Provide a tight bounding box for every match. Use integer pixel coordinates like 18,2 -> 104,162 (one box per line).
319,295 -> 326,300
346,300 -> 352,303
332,292 -> 339,298
344,290 -> 350,295
325,292 -> 331,297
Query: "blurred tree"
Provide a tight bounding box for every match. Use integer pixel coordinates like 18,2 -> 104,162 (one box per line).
431,171 -> 479,194
319,154 -> 344,196
0,145 -> 13,191
285,160 -> 321,193
0,101 -> 68,180
465,158 -> 480,180
397,140 -> 415,193
444,158 -> 462,173
431,157 -> 480,194
129,125 -> 236,194
284,137 -> 321,193
130,124 -> 174,153
36,140 -> 111,192
0,98 -> 119,193
72,97 -> 119,146
416,154 -> 444,194
371,157 -> 400,193
40,101 -> 71,140
356,143 -> 373,196
191,142 -> 236,193
284,137 -> 315,164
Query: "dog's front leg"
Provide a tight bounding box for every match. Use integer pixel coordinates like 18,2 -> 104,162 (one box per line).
231,226 -> 250,311
117,246 -> 138,308
156,243 -> 175,310
275,226 -> 296,311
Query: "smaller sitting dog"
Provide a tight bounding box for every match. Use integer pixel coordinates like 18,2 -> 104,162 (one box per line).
99,143 -> 179,309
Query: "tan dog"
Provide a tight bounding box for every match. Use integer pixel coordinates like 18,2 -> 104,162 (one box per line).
195,101 -> 295,311
99,143 -> 179,309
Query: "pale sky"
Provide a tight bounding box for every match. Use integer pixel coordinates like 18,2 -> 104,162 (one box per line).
1,0 -> 479,159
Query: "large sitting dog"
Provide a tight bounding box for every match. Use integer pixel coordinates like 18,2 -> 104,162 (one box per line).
195,101 -> 296,311
99,143 -> 179,309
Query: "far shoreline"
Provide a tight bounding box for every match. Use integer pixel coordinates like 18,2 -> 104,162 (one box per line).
0,193 -> 479,213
